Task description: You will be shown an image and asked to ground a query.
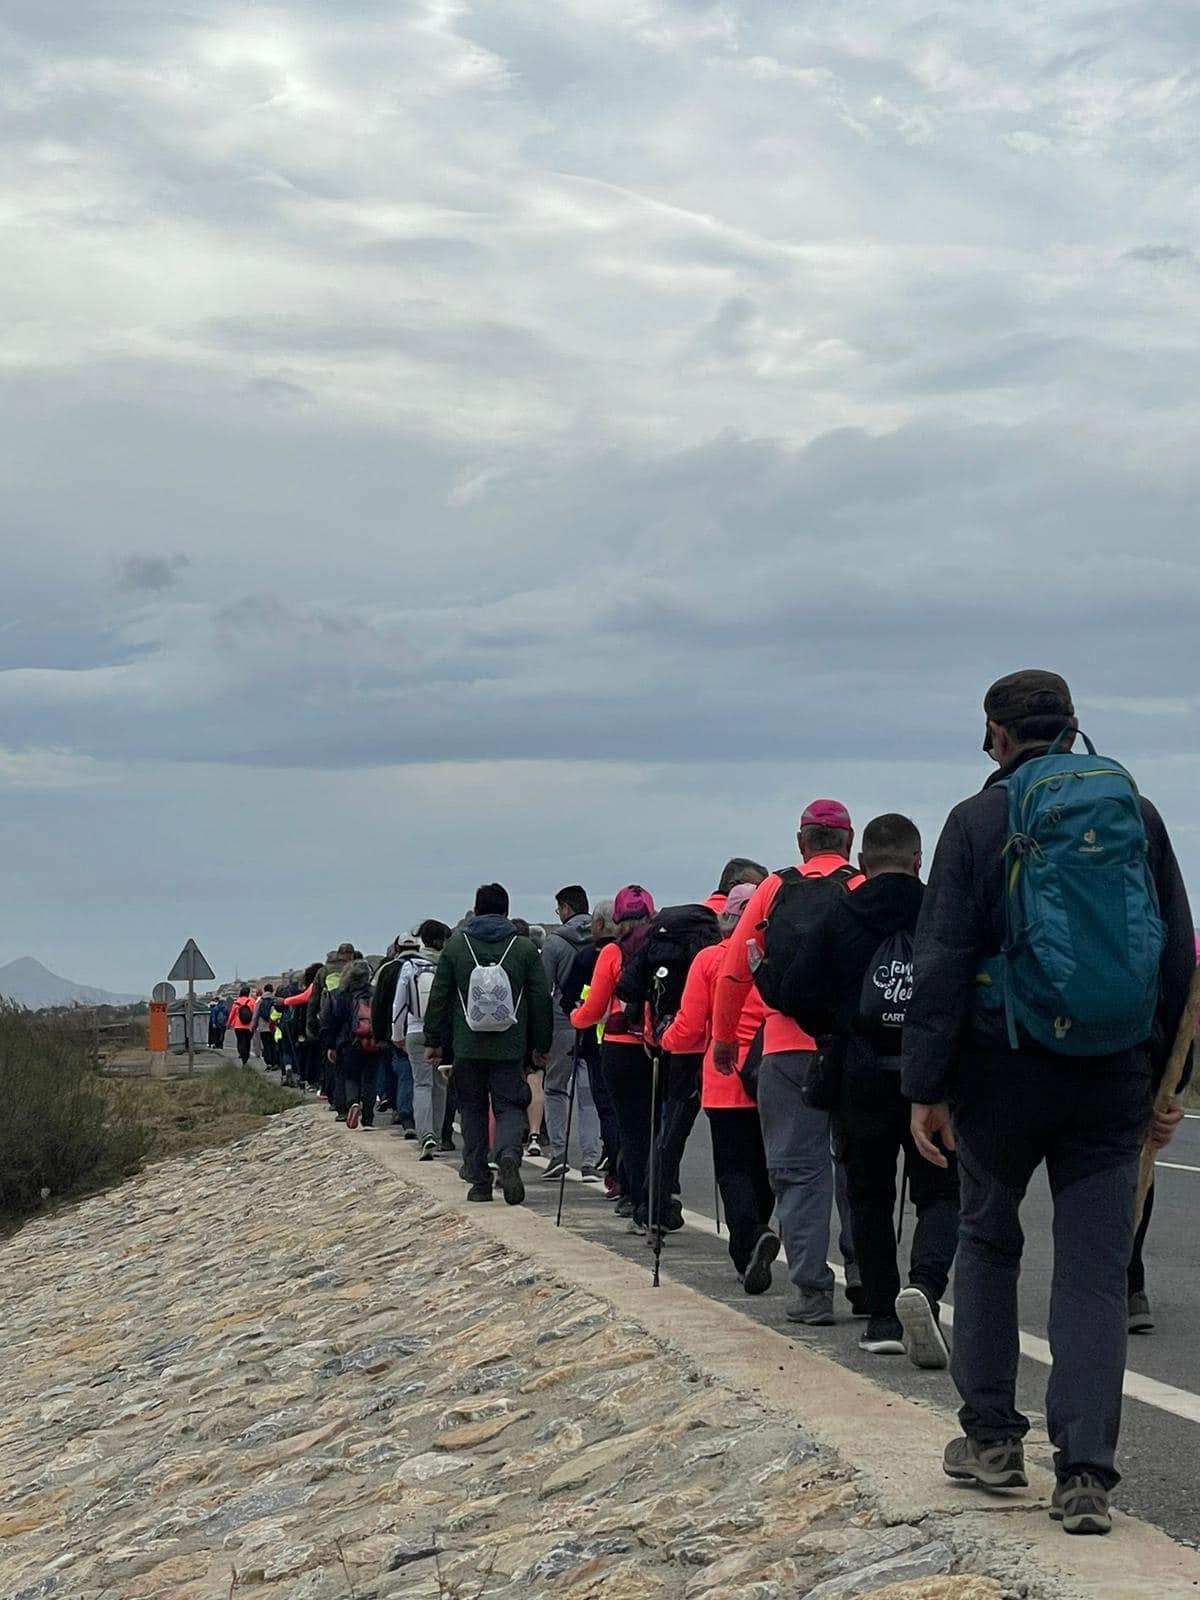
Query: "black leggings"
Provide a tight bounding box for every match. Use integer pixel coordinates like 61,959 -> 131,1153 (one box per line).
604,1041 -> 654,1218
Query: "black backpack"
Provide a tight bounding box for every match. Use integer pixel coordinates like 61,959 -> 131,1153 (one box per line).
559,941 -> 600,1018
614,904 -> 722,1042
855,928 -> 914,1055
236,1000 -> 254,1026
751,864 -> 858,1011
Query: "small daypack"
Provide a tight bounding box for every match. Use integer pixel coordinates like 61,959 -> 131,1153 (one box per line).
615,904 -> 722,1042
236,1000 -> 254,1026
751,864 -> 858,1011
351,993 -> 378,1052
857,929 -> 914,1055
406,959 -> 437,1024
461,937 -> 522,1033
976,731 -> 1165,1056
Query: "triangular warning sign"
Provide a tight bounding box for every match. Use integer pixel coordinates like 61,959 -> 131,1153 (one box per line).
167,938 -> 216,983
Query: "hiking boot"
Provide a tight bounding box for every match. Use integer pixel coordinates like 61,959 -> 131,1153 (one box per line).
664,1196 -> 685,1232
466,1184 -> 493,1203
625,1218 -> 646,1236
1128,1292 -> 1155,1334
604,1176 -> 622,1201
1051,1473 -> 1112,1535
943,1435 -> 1028,1490
377,1098 -> 392,1113
345,1103 -> 361,1130
542,1160 -> 569,1181
526,1134 -> 542,1158
498,1156 -> 525,1207
419,1138 -> 438,1161
859,1316 -> 906,1355
458,1163 -> 469,1181
402,1124 -> 417,1141
335,1112 -> 347,1123
580,1165 -> 601,1184
614,1196 -> 635,1217
742,1230 -> 780,1297
896,1286 -> 950,1371
595,1154 -> 610,1174
440,1136 -> 456,1152
786,1290 -> 835,1326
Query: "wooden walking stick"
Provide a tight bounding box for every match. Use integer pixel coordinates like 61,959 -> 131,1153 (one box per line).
1136,964 -> 1200,1226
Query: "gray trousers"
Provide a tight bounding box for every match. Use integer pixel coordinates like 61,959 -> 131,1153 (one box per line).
951,1052 -> 1150,1487
543,1028 -> 601,1166
409,1035 -> 445,1147
757,1050 -> 855,1294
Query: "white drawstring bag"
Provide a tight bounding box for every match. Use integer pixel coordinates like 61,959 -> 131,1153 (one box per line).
461,937 -> 522,1032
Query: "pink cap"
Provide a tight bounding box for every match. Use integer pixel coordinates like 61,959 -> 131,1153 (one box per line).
721,883 -> 757,921
614,884 -> 655,922
800,798 -> 851,832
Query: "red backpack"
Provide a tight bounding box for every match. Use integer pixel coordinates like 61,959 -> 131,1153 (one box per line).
351,993 -> 377,1052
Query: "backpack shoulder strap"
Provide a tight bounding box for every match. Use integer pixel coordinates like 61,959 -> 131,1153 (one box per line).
831,863 -> 858,884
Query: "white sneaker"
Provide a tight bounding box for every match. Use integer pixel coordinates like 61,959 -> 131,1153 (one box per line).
896,1287 -> 949,1370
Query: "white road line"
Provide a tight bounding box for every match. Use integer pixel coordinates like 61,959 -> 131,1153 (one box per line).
532,1156 -> 1200,1428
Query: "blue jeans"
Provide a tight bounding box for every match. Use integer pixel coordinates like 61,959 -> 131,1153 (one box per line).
392,1045 -> 415,1123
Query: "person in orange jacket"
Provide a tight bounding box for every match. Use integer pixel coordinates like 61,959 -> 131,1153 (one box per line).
571,885 -> 655,1232
227,985 -> 257,1065
662,882 -> 778,1294
712,799 -> 864,1326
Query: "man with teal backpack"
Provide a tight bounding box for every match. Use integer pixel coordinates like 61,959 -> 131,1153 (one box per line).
903,670 -> 1194,1535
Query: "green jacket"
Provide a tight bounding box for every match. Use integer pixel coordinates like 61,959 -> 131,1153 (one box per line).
424,917 -> 553,1064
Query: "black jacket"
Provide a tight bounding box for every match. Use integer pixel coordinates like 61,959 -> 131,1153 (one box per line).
901,748 -> 1195,1105
778,873 -> 925,1058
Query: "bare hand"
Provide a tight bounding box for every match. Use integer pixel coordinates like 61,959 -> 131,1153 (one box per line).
712,1040 -> 738,1076
426,1047 -> 442,1069
1150,1095 -> 1185,1150
911,1103 -> 956,1169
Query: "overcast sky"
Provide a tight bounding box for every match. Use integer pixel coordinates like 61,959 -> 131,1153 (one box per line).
3,0 -> 1199,990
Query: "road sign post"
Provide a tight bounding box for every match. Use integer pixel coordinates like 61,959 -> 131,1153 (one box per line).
167,940 -> 216,1074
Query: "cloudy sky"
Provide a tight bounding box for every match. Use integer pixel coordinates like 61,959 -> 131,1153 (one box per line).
3,0 -> 1199,990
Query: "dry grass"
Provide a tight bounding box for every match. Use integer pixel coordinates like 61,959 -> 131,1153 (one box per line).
0,1007 -> 301,1229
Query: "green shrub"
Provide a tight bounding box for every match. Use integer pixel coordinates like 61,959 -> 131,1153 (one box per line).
0,1006 -> 153,1218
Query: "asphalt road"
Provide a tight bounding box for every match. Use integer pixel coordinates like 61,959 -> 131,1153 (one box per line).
527,1107 -> 1200,1549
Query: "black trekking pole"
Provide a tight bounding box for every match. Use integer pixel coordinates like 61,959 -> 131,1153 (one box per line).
556,1034 -> 583,1228
645,1045 -> 666,1287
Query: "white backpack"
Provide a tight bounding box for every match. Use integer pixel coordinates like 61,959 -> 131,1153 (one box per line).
406,959 -> 436,1024
461,936 -> 522,1033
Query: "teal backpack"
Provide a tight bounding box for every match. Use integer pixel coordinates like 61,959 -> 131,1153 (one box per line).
977,730 -> 1165,1056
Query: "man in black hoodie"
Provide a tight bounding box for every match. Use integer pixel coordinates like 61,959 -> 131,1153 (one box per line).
779,814 -> 957,1370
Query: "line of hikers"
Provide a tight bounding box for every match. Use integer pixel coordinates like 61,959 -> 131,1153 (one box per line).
229,669 -> 1194,1539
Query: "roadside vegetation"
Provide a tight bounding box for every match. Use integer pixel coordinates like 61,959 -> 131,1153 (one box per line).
0,1006 -> 300,1228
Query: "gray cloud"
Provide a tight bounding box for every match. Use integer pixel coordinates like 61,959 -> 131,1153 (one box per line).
3,0 -> 1200,982
114,553 -> 191,592
1123,243 -> 1196,265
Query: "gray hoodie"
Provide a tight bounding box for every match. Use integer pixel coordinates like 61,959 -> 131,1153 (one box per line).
542,913 -> 593,1031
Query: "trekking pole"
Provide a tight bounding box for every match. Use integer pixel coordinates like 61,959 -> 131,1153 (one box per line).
645,1044 -> 664,1286
1137,964 -> 1200,1225
896,1151 -> 910,1248
714,1160 -> 722,1236
556,1034 -> 583,1228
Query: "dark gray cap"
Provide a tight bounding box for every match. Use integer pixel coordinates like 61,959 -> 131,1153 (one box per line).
983,669 -> 1074,750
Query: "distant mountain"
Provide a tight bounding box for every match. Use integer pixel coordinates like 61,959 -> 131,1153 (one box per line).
0,957 -> 144,1010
